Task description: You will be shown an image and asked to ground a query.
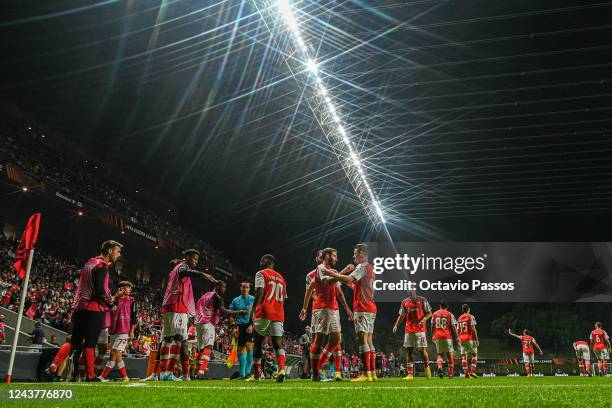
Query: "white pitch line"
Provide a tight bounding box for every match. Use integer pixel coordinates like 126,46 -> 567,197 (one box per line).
54,383 -> 612,391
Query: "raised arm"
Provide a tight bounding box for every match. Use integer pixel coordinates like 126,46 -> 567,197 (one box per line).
179,265 -> 217,283
507,329 -> 521,340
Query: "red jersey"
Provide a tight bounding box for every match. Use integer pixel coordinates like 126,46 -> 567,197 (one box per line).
313,264 -> 340,310
590,329 -> 609,350
350,262 -> 376,313
431,309 -> 456,340
161,291 -> 189,314
254,268 -> 286,321
457,313 -> 477,342
521,335 -> 535,354
399,296 -> 431,333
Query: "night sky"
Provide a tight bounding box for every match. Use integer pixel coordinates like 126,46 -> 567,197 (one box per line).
2,0 -> 612,286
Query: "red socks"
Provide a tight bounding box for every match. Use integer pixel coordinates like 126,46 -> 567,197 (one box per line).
471,357 -> 477,374
448,358 -> 454,377
437,355 -> 444,369
407,363 -> 414,376
524,363 -> 531,376
359,346 -> 370,374
167,343 -> 180,372
198,348 -> 211,372
159,342 -> 170,372
461,355 -> 468,376
253,360 -> 261,379
182,359 -> 190,377
333,348 -> 342,373
369,350 -> 376,374
275,349 -> 286,371
318,344 -> 335,368
50,343 -> 72,373
310,344 -> 320,377
117,361 -> 127,378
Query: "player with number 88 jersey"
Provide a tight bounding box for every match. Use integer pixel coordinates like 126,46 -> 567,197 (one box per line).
431,300 -> 457,379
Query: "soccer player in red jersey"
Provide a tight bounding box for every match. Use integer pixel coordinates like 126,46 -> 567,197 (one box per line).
431,300 -> 458,379
457,304 -> 479,378
300,248 -> 353,381
160,249 -> 217,381
507,328 -> 543,377
573,340 -> 592,376
393,289 -> 432,380
590,322 -> 611,376
321,243 -> 377,382
250,254 -> 288,382
305,251 -> 322,331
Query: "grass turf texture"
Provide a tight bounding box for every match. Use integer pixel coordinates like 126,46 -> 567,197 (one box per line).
1,377 -> 611,407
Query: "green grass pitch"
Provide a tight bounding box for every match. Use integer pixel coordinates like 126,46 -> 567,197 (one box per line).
1,377 -> 611,407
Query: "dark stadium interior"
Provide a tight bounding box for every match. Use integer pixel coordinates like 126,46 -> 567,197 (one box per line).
2,0 -> 612,360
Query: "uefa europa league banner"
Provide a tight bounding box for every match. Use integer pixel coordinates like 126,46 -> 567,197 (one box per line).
367,242 -> 612,302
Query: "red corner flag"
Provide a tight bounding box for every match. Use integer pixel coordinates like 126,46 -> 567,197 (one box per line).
13,213 -> 41,279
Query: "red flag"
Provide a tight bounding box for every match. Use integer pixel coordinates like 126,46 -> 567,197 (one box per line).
13,213 -> 41,279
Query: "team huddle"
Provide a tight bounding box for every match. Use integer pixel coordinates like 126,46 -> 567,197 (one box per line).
44,240 -> 611,382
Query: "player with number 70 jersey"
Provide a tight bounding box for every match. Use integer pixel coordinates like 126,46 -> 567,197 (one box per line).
254,268 -> 287,322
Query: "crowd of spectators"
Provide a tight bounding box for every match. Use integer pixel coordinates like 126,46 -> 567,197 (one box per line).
0,105 -> 237,274
0,233 -> 166,355
1,233 -> 301,359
